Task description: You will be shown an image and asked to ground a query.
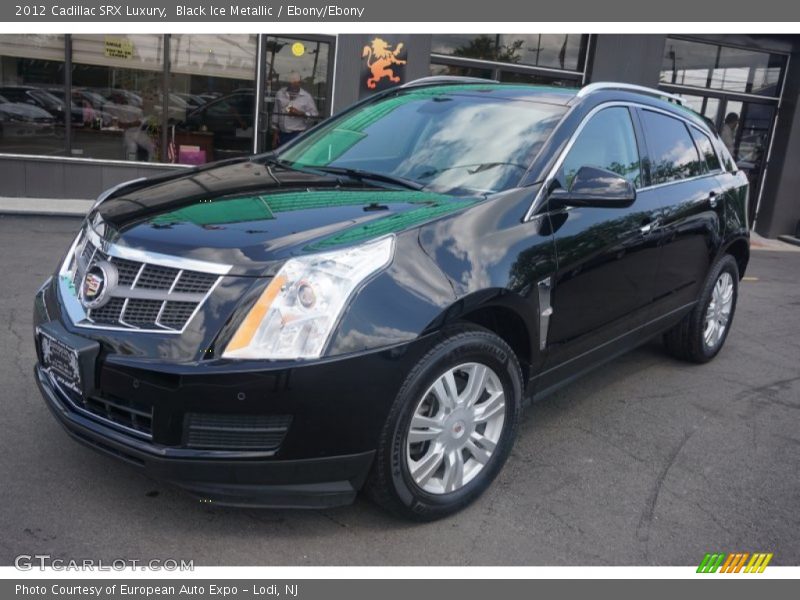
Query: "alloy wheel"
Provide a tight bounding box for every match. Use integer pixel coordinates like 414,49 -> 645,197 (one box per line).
405,362 -> 506,495
703,271 -> 734,349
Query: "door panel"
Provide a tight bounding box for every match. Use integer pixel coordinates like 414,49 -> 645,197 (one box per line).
546,190 -> 662,349
541,106 -> 660,369
649,177 -> 721,311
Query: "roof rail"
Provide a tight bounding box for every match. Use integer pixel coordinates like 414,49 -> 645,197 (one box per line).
575,82 -> 684,105
400,75 -> 500,89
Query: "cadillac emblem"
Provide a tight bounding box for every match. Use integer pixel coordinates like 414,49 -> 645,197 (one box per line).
80,261 -> 117,309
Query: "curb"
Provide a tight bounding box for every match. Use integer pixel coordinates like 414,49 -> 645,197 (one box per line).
0,197 -> 92,217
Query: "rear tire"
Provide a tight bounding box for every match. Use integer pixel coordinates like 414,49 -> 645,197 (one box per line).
663,254 -> 739,363
366,325 -> 523,521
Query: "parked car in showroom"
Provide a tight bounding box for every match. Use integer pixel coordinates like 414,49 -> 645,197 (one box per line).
33,78 -> 749,520
175,90 -> 255,160
0,93 -> 56,138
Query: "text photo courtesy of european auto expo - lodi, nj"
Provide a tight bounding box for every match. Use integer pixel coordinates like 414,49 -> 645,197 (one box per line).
0,0 -> 799,594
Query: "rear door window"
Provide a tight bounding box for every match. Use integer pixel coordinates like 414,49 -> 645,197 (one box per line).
690,127 -> 722,173
640,110 -> 703,185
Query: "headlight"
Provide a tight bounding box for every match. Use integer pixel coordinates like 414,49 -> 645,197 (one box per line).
223,235 -> 395,360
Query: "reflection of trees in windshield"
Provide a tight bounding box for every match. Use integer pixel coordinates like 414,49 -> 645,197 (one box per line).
393,103 -> 562,193
281,89 -> 565,195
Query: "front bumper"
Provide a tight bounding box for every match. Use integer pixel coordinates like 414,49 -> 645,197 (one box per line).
33,279 -> 437,509
35,365 -> 375,508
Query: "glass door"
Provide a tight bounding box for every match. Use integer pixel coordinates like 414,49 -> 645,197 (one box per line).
715,97 -> 776,224
257,35 -> 333,152
673,92 -> 777,225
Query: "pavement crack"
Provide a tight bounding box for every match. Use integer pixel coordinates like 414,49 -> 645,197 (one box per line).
636,429 -> 695,561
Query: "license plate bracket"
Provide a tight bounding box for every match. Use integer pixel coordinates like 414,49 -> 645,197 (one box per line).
36,322 -> 100,396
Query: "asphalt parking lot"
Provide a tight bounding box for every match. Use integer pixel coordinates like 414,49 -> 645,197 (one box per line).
0,214 -> 798,566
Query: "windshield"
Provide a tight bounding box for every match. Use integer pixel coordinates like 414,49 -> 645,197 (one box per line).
277,89 -> 566,195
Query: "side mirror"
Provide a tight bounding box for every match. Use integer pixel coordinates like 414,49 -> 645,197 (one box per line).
550,166 -> 636,209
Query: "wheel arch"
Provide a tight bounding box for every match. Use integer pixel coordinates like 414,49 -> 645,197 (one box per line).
422,289 -> 538,384
720,236 -> 750,279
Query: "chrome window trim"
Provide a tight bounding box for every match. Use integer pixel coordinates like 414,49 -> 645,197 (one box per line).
688,124 -> 725,177
636,172 -> 723,193
523,100 -> 722,222
58,226 -> 232,335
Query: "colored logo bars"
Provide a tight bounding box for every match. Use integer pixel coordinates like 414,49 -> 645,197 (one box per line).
697,552 -> 774,573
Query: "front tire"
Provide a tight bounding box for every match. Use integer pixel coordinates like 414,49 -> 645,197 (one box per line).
663,254 -> 739,363
366,325 -> 523,521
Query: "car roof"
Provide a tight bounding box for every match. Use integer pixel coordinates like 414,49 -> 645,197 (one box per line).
399,79 -> 713,135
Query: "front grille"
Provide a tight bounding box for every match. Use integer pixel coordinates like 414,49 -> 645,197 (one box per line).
112,257 -> 141,286
184,413 -> 292,451
135,264 -> 180,290
122,298 -> 163,326
158,301 -> 197,329
173,271 -> 219,294
88,297 -> 125,323
69,229 -> 222,332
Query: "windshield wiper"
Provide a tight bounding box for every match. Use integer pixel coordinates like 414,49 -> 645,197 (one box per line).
258,157 -> 424,191
260,156 -> 322,176
417,162 -> 527,180
310,166 -> 424,190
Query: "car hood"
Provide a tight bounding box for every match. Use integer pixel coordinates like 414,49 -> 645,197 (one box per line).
92,159 -> 479,276
0,102 -> 53,120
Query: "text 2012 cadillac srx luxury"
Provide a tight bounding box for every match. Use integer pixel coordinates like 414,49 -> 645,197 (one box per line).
33,78 -> 750,520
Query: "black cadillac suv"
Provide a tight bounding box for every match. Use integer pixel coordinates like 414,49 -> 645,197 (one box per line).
33,78 -> 750,520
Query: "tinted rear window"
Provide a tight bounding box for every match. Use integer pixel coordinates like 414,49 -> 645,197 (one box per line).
640,110 -> 703,185
690,127 -> 722,173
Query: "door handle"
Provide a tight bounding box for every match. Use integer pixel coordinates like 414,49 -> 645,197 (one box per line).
640,219 -> 659,235
709,191 -> 719,208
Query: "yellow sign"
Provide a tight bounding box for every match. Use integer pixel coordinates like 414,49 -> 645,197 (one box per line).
104,37 -> 133,59
291,42 -> 305,57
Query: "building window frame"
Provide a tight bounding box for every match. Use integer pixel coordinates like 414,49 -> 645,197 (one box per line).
0,32 -> 337,167
657,36 -> 791,229
429,34 -> 592,88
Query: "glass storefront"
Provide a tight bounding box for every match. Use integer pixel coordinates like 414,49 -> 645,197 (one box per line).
661,37 -> 786,97
262,36 -> 332,152
0,34 -> 67,156
0,33 -> 331,165
170,34 -> 257,163
660,37 -> 788,224
429,34 -> 587,88
431,34 -> 587,71
70,34 -> 165,161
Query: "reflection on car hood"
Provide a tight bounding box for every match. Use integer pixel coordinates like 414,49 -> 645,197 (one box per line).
92,159 -> 479,276
0,102 -> 53,120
